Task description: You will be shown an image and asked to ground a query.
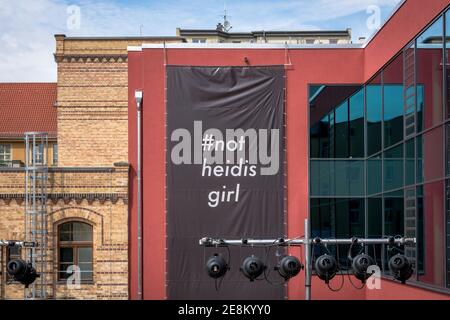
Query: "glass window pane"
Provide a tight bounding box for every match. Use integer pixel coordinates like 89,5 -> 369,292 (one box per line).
384,195 -> 404,237
78,247 -> 92,263
310,198 -> 364,268
368,197 -> 383,267
366,75 -> 382,156
73,222 -> 93,242
383,85 -> 404,148
418,181 -> 445,287
368,197 -> 382,238
417,16 -> 444,129
59,223 -> 73,241
310,85 -> 361,158
310,198 -> 333,238
416,186 -> 425,274
384,144 -> 404,192
417,84 -> 424,133
416,135 -> 423,183
310,160 -> 364,197
447,9 -> 450,120
383,54 -> 404,148
423,126 -> 444,182
367,155 -> 382,195
446,180 -> 450,288
59,264 -> 73,280
59,248 -> 73,263
349,88 -> 364,157
335,101 -> 348,158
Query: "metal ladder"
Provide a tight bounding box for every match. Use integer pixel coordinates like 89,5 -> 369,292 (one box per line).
403,44 -> 416,139
403,43 -> 417,271
404,188 -> 417,270
24,133 -> 50,299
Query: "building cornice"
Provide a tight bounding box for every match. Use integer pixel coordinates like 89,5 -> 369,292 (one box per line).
54,53 -> 128,63
0,193 -> 128,205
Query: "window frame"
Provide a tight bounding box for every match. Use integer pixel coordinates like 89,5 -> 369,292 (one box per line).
0,143 -> 12,162
53,143 -> 58,166
57,220 -> 94,283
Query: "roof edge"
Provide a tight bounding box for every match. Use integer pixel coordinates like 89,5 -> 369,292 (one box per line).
128,42 -> 363,51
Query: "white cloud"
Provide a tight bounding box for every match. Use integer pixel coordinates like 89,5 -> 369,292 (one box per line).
0,0 -> 401,82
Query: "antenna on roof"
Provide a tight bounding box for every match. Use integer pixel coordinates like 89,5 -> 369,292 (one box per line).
222,1 -> 232,32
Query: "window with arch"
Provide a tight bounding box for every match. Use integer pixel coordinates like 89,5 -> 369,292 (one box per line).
58,221 -> 93,281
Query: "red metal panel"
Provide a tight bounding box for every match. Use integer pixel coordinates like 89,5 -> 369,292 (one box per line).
128,0 -> 450,300
364,0 -> 450,81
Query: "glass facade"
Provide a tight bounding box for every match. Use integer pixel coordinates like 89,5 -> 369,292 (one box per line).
309,8 -> 450,291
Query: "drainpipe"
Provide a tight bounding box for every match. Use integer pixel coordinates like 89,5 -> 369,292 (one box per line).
135,90 -> 143,300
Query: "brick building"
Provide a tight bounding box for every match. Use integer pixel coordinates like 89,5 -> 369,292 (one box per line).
0,35 -> 183,300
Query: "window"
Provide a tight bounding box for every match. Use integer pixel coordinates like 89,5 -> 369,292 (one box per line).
417,16 -> 444,129
192,38 -> 206,43
311,198 -> 365,268
366,74 -> 382,156
349,88 -> 365,157
383,54 -> 404,148
305,39 -> 315,44
329,39 -> 338,44
0,144 -> 12,163
308,8 -> 450,290
53,144 -> 58,166
58,221 -> 93,281
33,143 -> 44,165
384,144 -> 404,192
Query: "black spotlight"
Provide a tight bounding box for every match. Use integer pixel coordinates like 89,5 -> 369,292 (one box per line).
276,255 -> 303,280
388,254 -> 413,284
205,254 -> 228,279
7,259 -> 39,288
240,255 -> 266,281
315,254 -> 338,283
352,253 -> 375,283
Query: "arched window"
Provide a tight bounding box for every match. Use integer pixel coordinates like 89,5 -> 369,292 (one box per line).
58,221 -> 93,281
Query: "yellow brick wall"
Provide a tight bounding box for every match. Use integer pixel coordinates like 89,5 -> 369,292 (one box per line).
0,168 -> 128,300
1,35 -> 183,300
55,36 -> 183,167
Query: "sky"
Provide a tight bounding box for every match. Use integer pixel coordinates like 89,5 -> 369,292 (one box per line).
0,0 -> 401,82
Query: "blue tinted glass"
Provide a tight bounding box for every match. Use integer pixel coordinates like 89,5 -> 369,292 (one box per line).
335,101 -> 348,158
349,88 -> 364,157
417,16 -> 444,129
366,84 -> 382,155
383,85 -> 404,148
367,155 -> 382,195
417,84 -> 424,133
384,144 -> 404,192
310,160 -> 365,197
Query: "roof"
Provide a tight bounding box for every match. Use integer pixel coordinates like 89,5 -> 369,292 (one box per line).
0,83 -> 57,139
177,29 -> 351,39
55,34 -> 186,41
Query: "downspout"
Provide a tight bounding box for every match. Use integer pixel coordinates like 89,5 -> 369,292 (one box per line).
135,90 -> 143,300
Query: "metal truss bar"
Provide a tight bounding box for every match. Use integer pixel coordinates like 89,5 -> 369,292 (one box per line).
199,236 -> 416,247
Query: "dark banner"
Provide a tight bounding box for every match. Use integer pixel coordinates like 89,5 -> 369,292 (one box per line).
166,66 -> 285,299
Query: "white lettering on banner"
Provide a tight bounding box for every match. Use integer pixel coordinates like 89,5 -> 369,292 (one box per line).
170,120 -> 280,209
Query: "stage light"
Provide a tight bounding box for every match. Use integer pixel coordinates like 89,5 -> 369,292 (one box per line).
276,255 -> 303,280
315,254 -> 338,283
205,254 -> 228,279
388,254 -> 413,284
352,253 -> 375,283
240,255 -> 266,281
7,259 -> 39,288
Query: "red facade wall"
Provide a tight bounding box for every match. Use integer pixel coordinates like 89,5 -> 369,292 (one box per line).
128,0 -> 450,300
